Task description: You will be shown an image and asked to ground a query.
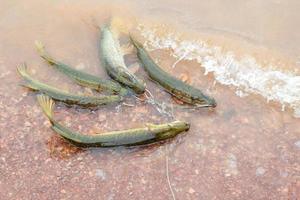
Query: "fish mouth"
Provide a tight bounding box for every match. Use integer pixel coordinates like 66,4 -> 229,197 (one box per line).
131,82 -> 146,94
194,99 -> 217,108
195,104 -> 216,108
190,94 -> 217,108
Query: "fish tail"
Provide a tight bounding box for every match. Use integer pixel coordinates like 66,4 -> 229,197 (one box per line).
16,63 -> 39,90
35,40 -> 56,65
16,62 -> 29,78
35,40 -> 46,56
37,94 -> 55,121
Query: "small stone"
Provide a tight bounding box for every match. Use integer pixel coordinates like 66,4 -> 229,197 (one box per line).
141,178 -> 147,184
240,117 -> 249,124
24,121 -> 31,127
95,169 -> 106,181
294,140 -> 300,149
224,153 -> 238,176
256,167 -> 266,176
61,189 -> 66,193
43,120 -> 51,127
281,187 -> 289,193
188,187 -> 195,194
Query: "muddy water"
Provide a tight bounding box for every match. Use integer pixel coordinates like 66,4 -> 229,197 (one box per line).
0,0 -> 300,199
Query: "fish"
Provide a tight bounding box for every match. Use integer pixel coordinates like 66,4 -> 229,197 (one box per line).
37,94 -> 190,147
35,41 -> 128,95
130,36 -> 217,108
99,25 -> 146,94
17,63 -> 122,107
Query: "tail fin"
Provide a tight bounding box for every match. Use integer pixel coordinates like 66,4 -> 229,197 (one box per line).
35,40 -> 56,65
16,63 -> 39,90
16,63 -> 29,78
37,94 -> 55,120
35,40 -> 45,54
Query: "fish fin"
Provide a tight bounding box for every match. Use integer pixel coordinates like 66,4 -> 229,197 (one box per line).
34,40 -> 45,55
37,94 -> 55,120
35,41 -> 56,65
16,63 -> 39,90
16,62 -> 29,78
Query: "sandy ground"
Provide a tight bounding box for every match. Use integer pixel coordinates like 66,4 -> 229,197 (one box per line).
0,0 -> 299,199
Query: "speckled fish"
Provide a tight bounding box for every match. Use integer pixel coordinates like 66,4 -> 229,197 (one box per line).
35,41 -> 127,95
99,25 -> 146,94
131,36 -> 217,108
17,63 -> 122,107
37,94 -> 190,147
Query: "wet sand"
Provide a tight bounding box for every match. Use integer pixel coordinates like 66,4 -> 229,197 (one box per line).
0,0 -> 300,199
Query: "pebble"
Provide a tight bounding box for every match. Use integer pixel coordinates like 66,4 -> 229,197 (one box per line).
294,140 -> 300,149
188,187 -> 195,194
256,167 -> 266,176
24,121 -> 31,127
141,178 -> 147,184
95,169 -> 106,181
225,153 -> 238,176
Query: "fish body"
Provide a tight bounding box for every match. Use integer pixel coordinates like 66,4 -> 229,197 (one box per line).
35,41 -> 127,95
99,26 -> 145,94
131,37 -> 217,107
37,95 -> 189,147
17,63 -> 122,107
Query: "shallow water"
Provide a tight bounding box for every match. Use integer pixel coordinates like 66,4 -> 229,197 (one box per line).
0,0 -> 300,199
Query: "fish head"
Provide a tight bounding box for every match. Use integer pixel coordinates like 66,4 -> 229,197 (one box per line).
171,121 -> 190,131
192,94 -> 217,108
156,121 -> 190,140
131,80 -> 146,94
122,71 -> 146,94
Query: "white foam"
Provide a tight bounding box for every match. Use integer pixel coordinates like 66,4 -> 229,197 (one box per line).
138,25 -> 300,117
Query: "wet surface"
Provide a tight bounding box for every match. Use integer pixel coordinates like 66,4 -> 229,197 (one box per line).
1,0 -> 300,199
